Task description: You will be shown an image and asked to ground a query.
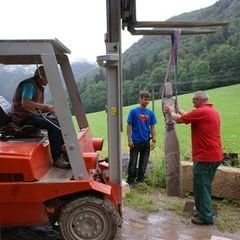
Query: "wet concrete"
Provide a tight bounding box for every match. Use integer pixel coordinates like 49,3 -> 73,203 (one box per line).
1,207 -> 239,240
115,207 -> 240,240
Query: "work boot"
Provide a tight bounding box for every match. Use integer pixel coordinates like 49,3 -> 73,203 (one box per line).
62,152 -> 69,162
127,178 -> 136,188
128,182 -> 136,188
136,177 -> 144,183
191,216 -> 213,225
54,155 -> 71,169
193,212 -> 198,217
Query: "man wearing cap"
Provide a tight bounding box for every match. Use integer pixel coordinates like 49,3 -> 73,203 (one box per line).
11,66 -> 70,169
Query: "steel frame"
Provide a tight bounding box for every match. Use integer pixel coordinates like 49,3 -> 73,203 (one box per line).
0,39 -> 88,179
101,0 -> 228,195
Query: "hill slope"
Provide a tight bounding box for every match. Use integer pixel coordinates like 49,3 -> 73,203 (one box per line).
122,0 -> 240,102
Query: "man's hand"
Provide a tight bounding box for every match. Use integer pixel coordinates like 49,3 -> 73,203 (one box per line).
164,104 -> 186,116
42,104 -> 55,114
150,141 -> 156,150
164,104 -> 183,123
128,140 -> 134,149
164,104 -> 174,113
127,124 -> 134,149
46,104 -> 55,114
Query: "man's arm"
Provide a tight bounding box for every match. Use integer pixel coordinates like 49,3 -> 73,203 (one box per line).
170,110 -> 182,123
167,105 -> 202,124
127,123 -> 134,148
165,104 -> 183,123
21,99 -> 55,114
20,82 -> 55,114
178,108 -> 187,115
150,124 -> 156,150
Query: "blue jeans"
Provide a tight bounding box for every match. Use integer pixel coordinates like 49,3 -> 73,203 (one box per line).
20,115 -> 64,161
127,141 -> 150,183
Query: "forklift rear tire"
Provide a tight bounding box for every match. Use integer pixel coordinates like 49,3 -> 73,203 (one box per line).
59,196 -> 119,240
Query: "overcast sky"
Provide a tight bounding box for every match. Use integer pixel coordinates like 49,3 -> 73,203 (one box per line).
0,0 -> 217,62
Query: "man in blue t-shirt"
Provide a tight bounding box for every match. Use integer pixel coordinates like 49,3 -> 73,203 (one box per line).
127,90 -> 157,186
12,66 -> 70,169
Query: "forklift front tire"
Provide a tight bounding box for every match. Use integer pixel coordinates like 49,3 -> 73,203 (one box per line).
59,196 -> 119,240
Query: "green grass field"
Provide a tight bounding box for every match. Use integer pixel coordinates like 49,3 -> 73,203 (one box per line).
85,84 -> 240,163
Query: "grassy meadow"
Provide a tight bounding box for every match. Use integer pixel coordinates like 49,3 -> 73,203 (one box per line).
86,84 -> 240,162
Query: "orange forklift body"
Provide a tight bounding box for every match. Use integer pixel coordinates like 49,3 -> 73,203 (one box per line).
0,127 -> 121,226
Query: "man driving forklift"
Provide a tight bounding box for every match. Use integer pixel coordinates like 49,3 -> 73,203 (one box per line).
11,66 -> 70,169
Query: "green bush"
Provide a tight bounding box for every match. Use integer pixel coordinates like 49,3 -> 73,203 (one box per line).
145,158 -> 166,188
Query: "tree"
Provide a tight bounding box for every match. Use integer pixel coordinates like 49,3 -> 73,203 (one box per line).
191,60 -> 212,90
81,81 -> 107,113
149,66 -> 165,85
208,44 -> 239,87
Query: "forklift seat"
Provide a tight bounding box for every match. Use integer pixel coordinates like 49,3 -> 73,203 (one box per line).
0,96 -> 39,139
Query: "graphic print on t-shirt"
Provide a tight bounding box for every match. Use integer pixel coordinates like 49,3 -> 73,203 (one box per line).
139,114 -> 149,122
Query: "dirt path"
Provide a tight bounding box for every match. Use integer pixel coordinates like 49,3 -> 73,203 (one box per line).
1,206 -> 239,240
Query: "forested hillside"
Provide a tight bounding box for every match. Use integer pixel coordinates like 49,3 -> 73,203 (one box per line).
78,0 -> 240,112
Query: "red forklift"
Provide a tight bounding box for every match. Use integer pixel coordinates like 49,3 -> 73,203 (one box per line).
0,39 -> 121,240
0,1 -> 227,240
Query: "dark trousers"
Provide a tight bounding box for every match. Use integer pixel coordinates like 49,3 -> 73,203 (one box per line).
193,161 -> 221,223
20,115 -> 64,161
127,141 -> 150,184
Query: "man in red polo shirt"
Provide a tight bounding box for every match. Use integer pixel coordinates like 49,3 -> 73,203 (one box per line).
166,91 -> 223,225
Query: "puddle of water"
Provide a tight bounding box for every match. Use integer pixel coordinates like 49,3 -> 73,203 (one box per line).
116,207 -> 240,240
129,221 -> 145,229
147,213 -> 168,225
211,236 -> 234,240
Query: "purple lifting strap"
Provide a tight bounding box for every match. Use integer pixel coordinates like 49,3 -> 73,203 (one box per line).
162,29 -> 181,131
164,29 -> 181,84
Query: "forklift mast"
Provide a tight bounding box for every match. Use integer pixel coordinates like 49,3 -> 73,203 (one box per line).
99,0 -> 227,192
